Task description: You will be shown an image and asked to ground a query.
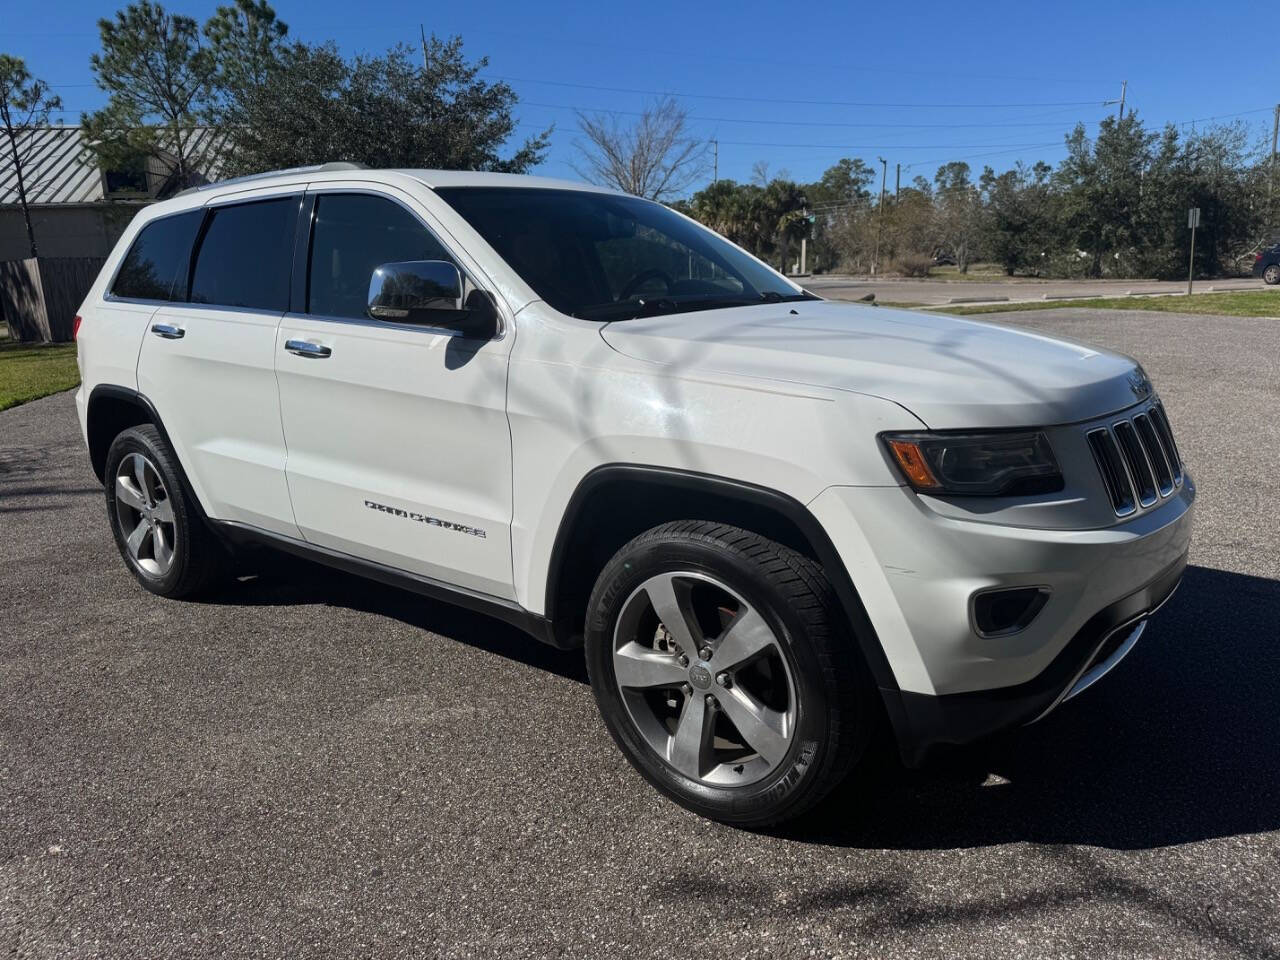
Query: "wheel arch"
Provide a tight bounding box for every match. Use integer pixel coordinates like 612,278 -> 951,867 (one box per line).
544,464 -> 905,711
86,385 -> 210,523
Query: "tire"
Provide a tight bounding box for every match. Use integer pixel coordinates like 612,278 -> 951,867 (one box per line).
584,520 -> 873,827
1264,263 -> 1280,285
103,424 -> 227,599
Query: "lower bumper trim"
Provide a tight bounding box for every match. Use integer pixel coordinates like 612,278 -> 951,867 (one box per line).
893,551 -> 1186,766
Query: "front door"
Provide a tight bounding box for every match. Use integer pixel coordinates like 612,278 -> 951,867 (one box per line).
274,187 -> 516,600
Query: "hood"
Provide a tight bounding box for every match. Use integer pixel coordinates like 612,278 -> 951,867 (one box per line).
599,300 -> 1147,428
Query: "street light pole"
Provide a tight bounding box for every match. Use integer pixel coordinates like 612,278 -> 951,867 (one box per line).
874,157 -> 887,276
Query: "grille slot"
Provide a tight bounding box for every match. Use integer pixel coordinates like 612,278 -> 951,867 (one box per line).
1148,403 -> 1183,484
1113,420 -> 1158,506
1088,401 -> 1185,517
1134,413 -> 1174,496
1088,428 -> 1136,516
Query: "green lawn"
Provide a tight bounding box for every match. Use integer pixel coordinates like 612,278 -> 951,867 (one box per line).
0,341 -> 80,412
937,290 -> 1280,318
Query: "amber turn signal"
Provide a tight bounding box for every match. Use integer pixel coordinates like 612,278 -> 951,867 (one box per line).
886,439 -> 941,491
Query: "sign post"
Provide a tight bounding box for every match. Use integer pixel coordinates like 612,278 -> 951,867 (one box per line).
1187,207 -> 1200,296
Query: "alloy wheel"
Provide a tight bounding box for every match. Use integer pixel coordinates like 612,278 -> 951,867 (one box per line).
612,571 -> 798,787
113,452 -> 177,577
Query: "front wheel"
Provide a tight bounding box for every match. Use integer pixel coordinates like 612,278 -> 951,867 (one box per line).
584,521 -> 873,827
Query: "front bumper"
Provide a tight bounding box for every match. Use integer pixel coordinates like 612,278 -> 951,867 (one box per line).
893,550 -> 1184,762
808,471 -> 1194,764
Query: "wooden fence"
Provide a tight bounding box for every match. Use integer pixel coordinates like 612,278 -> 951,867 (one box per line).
0,257 -> 106,342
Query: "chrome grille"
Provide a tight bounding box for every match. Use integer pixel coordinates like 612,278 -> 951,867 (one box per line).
1088,401 -> 1184,517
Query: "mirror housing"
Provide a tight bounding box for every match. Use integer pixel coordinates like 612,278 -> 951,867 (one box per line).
367,260 -> 498,338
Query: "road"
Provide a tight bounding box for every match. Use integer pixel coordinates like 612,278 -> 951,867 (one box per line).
2,308 -> 1278,959
804,274 -> 1266,306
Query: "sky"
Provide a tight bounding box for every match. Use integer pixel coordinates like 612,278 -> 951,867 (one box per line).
6,0 -> 1278,192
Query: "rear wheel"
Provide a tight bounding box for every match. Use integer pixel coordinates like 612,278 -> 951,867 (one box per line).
1264,263 -> 1280,285
585,521 -> 873,827
104,424 -> 227,598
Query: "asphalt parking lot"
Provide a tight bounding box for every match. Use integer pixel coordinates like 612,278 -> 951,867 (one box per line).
2,307 -> 1278,959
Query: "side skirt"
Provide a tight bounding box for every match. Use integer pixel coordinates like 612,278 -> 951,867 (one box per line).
210,520 -> 568,649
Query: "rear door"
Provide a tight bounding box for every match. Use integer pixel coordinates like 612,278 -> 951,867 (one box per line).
274,185 -> 515,599
138,187 -> 302,537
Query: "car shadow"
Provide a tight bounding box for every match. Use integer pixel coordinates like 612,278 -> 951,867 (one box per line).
205,549 -> 589,685
205,555 -> 1277,851
790,564 -> 1280,851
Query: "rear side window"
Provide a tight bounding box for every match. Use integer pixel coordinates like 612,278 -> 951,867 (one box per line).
110,210 -> 203,301
307,194 -> 453,320
190,197 -> 297,311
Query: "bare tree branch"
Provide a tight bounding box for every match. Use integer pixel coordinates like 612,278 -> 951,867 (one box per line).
572,96 -> 707,201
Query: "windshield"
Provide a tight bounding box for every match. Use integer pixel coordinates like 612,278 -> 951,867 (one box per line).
433,187 -> 811,322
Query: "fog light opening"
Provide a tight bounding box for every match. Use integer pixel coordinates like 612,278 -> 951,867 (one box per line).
972,586 -> 1051,638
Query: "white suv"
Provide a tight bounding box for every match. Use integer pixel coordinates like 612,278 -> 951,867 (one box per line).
75,165 -> 1195,826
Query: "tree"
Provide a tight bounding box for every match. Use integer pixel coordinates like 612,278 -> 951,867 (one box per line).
573,96 -> 706,200
83,1 -> 217,194
203,0 -> 288,127
934,161 -> 981,272
223,37 -> 549,176
0,55 -> 62,258
980,161 -> 1054,276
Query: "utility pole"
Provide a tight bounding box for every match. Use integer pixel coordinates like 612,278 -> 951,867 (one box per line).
1117,80 -> 1127,120
711,139 -> 718,185
895,163 -> 900,200
1269,105 -> 1279,227
420,24 -> 429,69
874,157 -> 887,276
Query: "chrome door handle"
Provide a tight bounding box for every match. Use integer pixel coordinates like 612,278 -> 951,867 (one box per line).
284,339 -> 332,359
151,323 -> 185,340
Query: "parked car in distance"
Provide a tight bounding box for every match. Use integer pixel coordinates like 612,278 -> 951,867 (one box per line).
1253,243 -> 1280,284
73,164 -> 1195,827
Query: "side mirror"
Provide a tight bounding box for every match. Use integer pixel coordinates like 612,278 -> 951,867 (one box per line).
366,260 -> 499,338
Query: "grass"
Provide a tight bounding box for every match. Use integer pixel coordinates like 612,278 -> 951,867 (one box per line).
936,290 -> 1280,318
0,340 -> 80,412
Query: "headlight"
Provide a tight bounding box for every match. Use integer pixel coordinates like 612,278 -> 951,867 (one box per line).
882,430 -> 1063,496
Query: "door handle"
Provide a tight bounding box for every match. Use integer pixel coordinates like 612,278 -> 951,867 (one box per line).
285,339 -> 332,359
150,323 -> 185,340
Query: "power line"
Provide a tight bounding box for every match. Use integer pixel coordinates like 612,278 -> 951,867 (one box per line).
522,100 -> 1107,130
484,75 -> 1113,110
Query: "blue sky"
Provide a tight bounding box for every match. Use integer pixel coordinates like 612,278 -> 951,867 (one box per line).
8,0 -> 1277,191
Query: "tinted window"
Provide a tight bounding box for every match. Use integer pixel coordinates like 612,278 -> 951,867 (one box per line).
308,194 -> 453,320
435,187 -> 803,322
190,198 -> 296,311
110,210 -> 203,301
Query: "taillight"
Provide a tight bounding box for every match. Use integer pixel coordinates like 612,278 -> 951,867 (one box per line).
73,315 -> 83,340
1257,253 -> 1265,262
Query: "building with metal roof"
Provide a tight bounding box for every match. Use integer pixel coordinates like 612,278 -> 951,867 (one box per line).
0,126 -> 226,261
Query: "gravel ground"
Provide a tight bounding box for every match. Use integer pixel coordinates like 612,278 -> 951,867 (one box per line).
2,308 -> 1278,959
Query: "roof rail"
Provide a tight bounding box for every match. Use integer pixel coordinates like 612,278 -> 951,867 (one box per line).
173,161 -> 368,198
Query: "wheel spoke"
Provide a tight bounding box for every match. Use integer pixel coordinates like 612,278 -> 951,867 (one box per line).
125,519 -> 150,559
614,641 -> 687,690
131,454 -> 151,503
115,474 -> 147,512
152,526 -> 173,570
668,693 -> 713,779
643,574 -> 699,652
712,606 -> 775,671
718,687 -> 791,767
151,497 -> 174,524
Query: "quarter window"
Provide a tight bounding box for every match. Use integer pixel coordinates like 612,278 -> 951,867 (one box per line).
190,197 -> 297,311
110,210 -> 203,301
307,193 -> 454,320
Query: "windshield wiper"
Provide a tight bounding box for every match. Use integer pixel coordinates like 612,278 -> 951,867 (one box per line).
579,289 -> 813,322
